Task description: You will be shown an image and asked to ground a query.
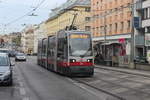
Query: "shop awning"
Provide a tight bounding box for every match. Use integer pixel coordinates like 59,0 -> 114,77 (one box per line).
101,41 -> 120,45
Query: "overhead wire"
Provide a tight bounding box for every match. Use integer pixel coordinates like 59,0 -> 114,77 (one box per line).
6,0 -> 47,26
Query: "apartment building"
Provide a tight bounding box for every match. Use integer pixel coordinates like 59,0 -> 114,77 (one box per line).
91,0 -> 133,67
45,0 -> 91,36
33,22 -> 47,54
21,25 -> 35,54
135,0 -> 150,63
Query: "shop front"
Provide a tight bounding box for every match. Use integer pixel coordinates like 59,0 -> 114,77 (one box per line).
94,38 -> 131,67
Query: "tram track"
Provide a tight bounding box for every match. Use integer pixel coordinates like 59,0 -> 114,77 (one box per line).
69,66 -> 150,100
71,78 -> 126,100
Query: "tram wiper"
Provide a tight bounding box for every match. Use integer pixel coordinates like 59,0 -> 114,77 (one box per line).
80,48 -> 91,58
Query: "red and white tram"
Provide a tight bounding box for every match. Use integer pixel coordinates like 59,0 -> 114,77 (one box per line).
38,30 -> 94,76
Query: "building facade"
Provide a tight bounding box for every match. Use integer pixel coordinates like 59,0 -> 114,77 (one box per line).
91,0 -> 133,67
33,22 -> 47,54
135,0 -> 150,63
21,25 -> 35,54
45,0 -> 91,36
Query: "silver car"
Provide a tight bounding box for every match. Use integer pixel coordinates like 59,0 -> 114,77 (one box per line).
0,53 -> 13,85
15,53 -> 26,61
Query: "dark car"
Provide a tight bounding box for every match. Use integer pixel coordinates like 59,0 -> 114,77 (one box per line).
0,53 -> 14,85
134,56 -> 148,63
8,50 -> 16,57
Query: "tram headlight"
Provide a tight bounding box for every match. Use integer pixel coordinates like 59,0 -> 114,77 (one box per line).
87,59 -> 93,63
70,59 -> 76,63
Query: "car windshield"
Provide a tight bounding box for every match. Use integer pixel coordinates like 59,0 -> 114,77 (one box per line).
0,56 -> 9,66
0,50 -> 9,54
16,53 -> 25,56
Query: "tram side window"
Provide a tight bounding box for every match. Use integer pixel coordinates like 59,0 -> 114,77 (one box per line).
43,45 -> 46,56
57,37 -> 68,59
57,38 -> 63,58
64,37 -> 68,58
51,41 -> 55,57
47,42 -> 51,56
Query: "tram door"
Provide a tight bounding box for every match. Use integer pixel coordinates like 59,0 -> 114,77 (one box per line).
57,35 -> 68,72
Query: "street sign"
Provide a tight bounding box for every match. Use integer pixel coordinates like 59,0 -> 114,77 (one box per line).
133,17 -> 140,29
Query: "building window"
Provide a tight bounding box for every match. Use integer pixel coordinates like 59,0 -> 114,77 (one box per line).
85,17 -> 91,21
85,7 -> 91,12
109,24 -> 112,33
120,22 -> 124,32
100,26 -> 104,34
115,23 -> 118,33
92,28 -> 95,33
143,7 -> 150,20
97,1 -> 99,5
127,20 -> 131,29
85,26 -> 91,31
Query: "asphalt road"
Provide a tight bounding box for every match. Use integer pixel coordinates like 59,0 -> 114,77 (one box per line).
0,56 -> 116,100
3,56 -> 150,100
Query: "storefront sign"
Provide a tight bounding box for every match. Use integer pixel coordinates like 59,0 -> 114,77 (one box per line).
118,38 -> 125,43
145,34 -> 150,46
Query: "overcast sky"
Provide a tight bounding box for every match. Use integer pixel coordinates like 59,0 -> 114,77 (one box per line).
0,0 -> 67,34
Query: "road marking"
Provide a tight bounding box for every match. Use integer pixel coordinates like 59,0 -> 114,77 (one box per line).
15,61 -> 30,100
19,82 -> 24,87
22,97 -> 30,100
20,88 -> 26,96
88,80 -> 101,84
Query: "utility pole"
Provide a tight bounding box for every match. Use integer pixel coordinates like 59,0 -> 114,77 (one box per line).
130,4 -> 135,69
104,13 -> 107,60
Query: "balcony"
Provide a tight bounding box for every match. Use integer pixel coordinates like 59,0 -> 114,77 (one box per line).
136,0 -> 142,11
135,35 -> 145,46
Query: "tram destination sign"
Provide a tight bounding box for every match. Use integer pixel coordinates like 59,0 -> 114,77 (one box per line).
70,34 -> 89,39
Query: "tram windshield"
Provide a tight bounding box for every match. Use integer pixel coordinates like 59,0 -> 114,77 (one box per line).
69,34 -> 92,57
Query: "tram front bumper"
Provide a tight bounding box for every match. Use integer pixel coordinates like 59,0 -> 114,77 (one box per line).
68,66 -> 94,75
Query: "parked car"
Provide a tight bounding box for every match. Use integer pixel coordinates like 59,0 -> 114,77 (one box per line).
134,56 -> 148,63
0,53 -> 14,85
8,50 -> 17,57
0,48 -> 9,54
15,53 -> 26,61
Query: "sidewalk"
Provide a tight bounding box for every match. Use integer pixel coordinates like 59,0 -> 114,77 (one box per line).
95,64 -> 150,77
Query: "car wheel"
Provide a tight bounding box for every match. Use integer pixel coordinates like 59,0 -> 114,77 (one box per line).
15,59 -> 18,61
